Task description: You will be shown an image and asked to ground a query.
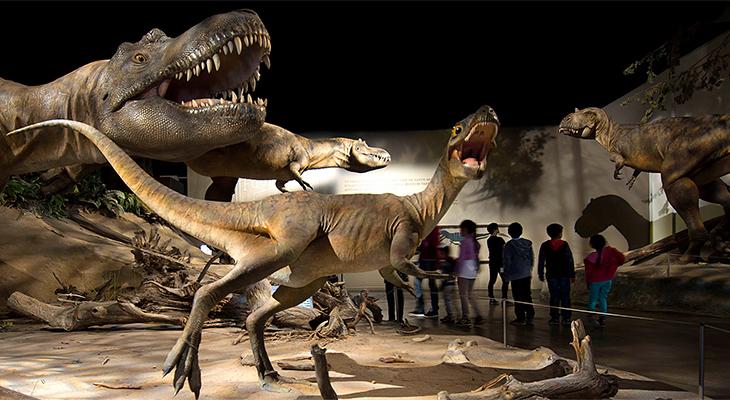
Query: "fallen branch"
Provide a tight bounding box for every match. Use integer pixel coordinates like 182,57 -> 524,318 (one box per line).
92,382 -> 142,390
277,361 -> 315,371
311,344 -> 338,400
436,320 -> 618,399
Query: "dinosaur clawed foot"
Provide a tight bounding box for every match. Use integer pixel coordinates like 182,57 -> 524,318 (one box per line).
162,331 -> 202,398
259,371 -> 305,392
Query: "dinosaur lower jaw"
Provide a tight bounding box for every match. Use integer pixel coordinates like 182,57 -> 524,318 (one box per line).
558,126 -> 594,138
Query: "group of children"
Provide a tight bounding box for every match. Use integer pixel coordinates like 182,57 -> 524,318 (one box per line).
386,221 -> 625,328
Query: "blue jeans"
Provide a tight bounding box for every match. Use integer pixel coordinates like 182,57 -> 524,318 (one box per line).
588,280 -> 613,313
547,277 -> 572,320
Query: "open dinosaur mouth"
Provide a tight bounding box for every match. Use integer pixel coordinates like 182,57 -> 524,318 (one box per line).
452,122 -> 498,171
558,126 -> 591,137
137,32 -> 271,111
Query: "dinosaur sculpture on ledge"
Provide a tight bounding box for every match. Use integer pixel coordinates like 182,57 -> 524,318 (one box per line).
0,9 -> 271,190
559,107 -> 730,262
11,105 -> 499,397
187,123 -> 391,201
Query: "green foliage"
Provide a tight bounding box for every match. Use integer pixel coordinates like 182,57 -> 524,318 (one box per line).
622,33 -> 730,123
0,171 -> 149,219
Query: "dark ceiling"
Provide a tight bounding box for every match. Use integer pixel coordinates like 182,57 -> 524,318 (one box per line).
0,1 -> 726,132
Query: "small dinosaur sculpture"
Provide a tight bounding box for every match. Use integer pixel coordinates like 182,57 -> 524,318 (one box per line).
186,123 -> 391,201
0,9 -> 271,191
559,107 -> 730,262
11,105 -> 499,397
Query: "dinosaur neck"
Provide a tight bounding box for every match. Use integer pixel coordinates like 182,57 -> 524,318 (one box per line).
0,62 -> 104,132
0,62 -> 108,172
302,138 -> 350,170
405,152 -> 469,237
606,203 -> 650,249
594,117 -> 623,152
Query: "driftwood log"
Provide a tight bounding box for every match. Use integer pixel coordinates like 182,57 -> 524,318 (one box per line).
311,344 -> 338,400
0,386 -> 41,400
437,320 -> 618,400
624,215 -> 723,264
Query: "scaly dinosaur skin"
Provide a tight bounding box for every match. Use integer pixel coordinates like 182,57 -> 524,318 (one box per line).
12,105 -> 499,397
187,123 -> 391,200
559,107 -> 730,262
0,9 -> 271,190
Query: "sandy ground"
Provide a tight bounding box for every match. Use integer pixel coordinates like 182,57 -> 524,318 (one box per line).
0,321 -> 703,400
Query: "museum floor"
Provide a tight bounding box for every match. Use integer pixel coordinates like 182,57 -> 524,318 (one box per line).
372,288 -> 730,399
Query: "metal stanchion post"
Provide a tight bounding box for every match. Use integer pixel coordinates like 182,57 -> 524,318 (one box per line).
699,323 -> 705,400
502,298 -> 507,348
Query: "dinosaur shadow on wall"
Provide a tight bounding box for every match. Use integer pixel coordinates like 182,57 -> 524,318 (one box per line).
466,127 -> 553,208
575,195 -> 650,250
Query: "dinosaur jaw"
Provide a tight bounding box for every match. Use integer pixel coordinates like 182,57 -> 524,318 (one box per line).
133,34 -> 270,114
558,126 -> 595,139
451,121 -> 498,178
349,143 -> 392,172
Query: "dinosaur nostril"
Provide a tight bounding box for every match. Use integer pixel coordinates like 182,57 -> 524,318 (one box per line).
102,93 -> 109,101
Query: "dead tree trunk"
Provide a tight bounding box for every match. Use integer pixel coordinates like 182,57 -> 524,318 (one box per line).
436,320 -> 618,400
311,344 -> 338,400
7,292 -> 181,331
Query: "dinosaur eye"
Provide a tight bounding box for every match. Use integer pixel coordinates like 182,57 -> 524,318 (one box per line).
133,53 -> 148,63
451,125 -> 463,137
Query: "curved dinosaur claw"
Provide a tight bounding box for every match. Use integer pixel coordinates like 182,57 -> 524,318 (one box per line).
165,331 -> 202,397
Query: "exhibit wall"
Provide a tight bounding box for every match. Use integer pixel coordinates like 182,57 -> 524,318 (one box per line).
188,125 -> 650,290
604,32 -> 730,243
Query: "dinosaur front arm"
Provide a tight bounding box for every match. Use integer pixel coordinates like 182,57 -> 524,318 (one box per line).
610,153 -> 626,180
626,168 -> 642,190
379,266 -> 416,297
389,230 -> 449,280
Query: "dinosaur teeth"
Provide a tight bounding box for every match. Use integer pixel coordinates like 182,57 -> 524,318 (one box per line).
191,99 -> 198,108
234,36 -> 243,54
206,59 -> 213,74
231,91 -> 238,103
186,69 -> 193,81
212,54 -> 221,71
263,98 -> 268,107
243,35 -> 250,47
193,65 -> 200,76
227,41 -> 235,54
249,77 -> 256,91
263,55 -> 271,69
222,43 -> 230,55
242,81 -> 248,93
247,94 -> 253,103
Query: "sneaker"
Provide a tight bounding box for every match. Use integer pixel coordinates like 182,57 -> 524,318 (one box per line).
440,315 -> 455,324
473,316 -> 484,325
456,318 -> 471,327
408,311 -> 425,318
424,310 -> 439,319
489,299 -> 499,305
561,319 -> 572,326
548,318 -> 560,326
510,319 -> 527,326
598,317 -> 606,328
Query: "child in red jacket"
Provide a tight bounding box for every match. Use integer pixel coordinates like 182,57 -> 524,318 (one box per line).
584,234 -> 625,327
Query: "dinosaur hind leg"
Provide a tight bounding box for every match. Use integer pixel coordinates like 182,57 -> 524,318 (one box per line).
163,238 -> 299,398
245,277 -> 328,391
699,180 -> 730,261
664,177 -> 708,263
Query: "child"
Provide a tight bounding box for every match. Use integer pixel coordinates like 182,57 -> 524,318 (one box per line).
409,227 -> 441,318
455,220 -> 482,326
486,223 -> 508,305
537,223 -> 575,326
502,222 -> 535,326
437,246 -> 457,324
584,234 -> 625,327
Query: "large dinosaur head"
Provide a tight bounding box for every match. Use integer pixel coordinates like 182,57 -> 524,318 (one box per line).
94,9 -> 270,160
446,105 -> 500,179
558,107 -> 610,140
345,139 -> 391,173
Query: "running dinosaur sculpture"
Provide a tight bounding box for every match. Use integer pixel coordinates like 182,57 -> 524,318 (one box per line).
0,9 -> 271,191
187,123 -> 391,200
559,107 -> 730,262
11,105 -> 499,397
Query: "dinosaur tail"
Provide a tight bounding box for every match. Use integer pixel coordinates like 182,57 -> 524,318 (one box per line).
7,120 -> 261,251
